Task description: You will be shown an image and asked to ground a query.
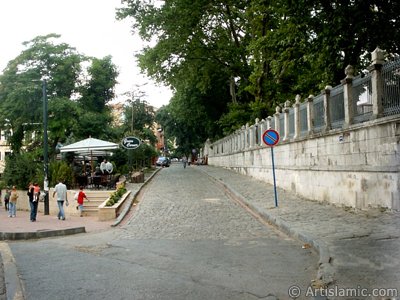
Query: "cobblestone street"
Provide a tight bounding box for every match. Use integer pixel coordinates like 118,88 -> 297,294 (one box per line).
110,163 -> 318,299
5,164 -> 318,300
121,165 -> 272,240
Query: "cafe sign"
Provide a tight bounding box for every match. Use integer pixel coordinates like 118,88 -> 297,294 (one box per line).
121,136 -> 141,150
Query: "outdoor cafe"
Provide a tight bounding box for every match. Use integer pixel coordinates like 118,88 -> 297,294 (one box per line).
60,137 -> 120,190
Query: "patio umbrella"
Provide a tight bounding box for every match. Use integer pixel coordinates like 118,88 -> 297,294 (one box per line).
60,137 -> 119,172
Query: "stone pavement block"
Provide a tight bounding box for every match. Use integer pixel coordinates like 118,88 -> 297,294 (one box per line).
199,165 -> 400,293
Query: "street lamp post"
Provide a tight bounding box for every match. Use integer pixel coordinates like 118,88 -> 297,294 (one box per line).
42,79 -> 49,215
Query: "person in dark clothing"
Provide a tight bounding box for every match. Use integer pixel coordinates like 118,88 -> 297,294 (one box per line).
4,189 -> 10,211
27,183 -> 35,221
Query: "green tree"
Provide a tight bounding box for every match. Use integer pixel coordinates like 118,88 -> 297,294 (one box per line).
117,0 -> 253,137
0,34 -> 121,188
50,160 -> 74,188
0,34 -> 83,153
79,56 -> 119,113
2,153 -> 40,189
118,0 -> 400,141
123,98 -> 155,133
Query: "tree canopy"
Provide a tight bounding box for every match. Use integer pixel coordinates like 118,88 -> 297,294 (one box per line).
0,34 -> 133,187
117,0 -> 400,152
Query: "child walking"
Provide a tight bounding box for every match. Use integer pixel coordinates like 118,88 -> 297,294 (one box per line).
4,189 -> 10,211
76,186 -> 89,217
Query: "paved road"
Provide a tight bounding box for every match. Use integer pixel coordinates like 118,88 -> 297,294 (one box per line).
8,164 -> 317,299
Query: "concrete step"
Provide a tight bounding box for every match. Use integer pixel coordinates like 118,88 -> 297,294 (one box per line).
81,208 -> 98,217
72,190 -> 115,218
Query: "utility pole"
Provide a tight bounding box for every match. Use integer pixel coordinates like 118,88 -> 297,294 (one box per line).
129,82 -> 148,132
43,79 -> 49,215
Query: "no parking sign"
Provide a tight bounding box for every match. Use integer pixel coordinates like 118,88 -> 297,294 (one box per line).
262,129 -> 280,207
262,129 -> 280,147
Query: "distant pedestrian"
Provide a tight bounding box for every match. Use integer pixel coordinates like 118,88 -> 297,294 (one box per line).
182,156 -> 187,168
76,186 -> 89,217
3,188 -> 10,211
27,182 -> 36,221
53,179 -> 68,220
9,186 -> 18,217
30,183 -> 40,221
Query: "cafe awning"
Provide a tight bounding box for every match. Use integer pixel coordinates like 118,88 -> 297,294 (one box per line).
60,137 -> 119,154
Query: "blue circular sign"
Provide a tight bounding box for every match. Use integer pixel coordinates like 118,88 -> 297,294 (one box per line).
262,129 -> 280,147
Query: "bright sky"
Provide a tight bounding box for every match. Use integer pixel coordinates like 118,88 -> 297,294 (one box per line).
0,0 -> 172,109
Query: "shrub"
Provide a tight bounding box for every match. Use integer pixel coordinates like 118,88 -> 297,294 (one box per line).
105,186 -> 127,207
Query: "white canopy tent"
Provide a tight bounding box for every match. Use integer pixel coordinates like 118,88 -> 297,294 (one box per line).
60,137 -> 119,173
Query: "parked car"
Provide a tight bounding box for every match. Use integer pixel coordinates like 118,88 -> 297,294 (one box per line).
156,156 -> 170,167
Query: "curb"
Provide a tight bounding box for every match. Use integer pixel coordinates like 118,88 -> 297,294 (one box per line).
0,242 -> 25,300
0,227 -> 86,241
201,169 -> 335,287
112,168 -> 162,227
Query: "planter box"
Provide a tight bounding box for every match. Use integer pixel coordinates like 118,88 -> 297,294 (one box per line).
98,190 -> 131,221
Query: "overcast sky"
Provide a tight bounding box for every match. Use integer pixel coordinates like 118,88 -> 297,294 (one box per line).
0,0 -> 172,108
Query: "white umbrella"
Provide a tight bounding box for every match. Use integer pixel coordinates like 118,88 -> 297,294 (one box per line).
60,137 -> 119,173
60,137 -> 118,153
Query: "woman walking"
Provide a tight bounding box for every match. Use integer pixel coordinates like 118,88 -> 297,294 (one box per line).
9,186 -> 18,217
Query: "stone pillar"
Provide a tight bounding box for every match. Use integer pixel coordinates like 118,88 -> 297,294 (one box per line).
240,126 -> 245,150
274,106 -> 281,133
306,95 -> 314,135
249,124 -> 255,148
233,131 -> 237,151
245,124 -> 249,149
266,116 -> 272,129
368,47 -> 385,119
283,100 -> 291,141
236,130 -> 240,151
293,94 -> 301,139
323,85 -> 332,132
259,119 -> 266,145
341,65 -> 355,128
254,118 -> 260,146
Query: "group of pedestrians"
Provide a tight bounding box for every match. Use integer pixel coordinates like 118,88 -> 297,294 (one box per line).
2,179 -> 89,221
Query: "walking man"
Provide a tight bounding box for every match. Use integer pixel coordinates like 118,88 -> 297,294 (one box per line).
182,156 -> 188,168
53,179 -> 68,220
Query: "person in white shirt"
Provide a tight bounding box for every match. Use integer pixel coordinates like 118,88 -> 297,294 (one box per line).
100,159 -> 107,174
53,179 -> 68,220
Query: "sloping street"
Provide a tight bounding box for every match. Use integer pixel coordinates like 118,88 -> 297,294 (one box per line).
7,164 -> 317,299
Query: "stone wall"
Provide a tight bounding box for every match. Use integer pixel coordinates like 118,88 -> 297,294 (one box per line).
204,49 -> 400,210
206,116 -> 400,210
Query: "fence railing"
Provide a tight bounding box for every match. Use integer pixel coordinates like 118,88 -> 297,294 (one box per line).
352,73 -> 373,123
382,57 -> 400,116
207,48 -> 400,156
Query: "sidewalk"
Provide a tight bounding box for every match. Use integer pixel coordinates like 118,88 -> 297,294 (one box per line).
0,169 -> 160,241
0,169 -> 160,300
199,166 -> 400,294
0,210 -> 114,239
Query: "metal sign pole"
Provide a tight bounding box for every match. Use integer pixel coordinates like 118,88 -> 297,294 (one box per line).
262,129 -> 280,208
270,147 -> 278,207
